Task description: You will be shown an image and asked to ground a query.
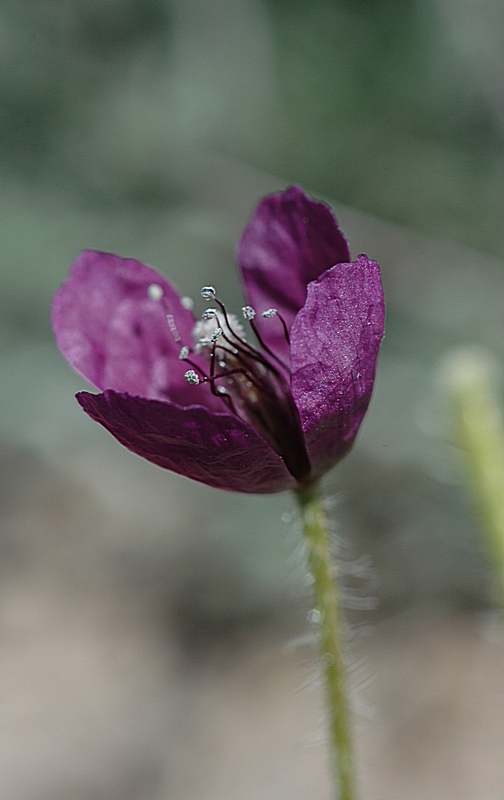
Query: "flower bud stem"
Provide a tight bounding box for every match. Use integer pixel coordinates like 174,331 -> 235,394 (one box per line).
295,482 -> 357,800
447,348 -> 504,607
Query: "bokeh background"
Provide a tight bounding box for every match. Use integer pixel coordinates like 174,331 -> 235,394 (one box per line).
3,1 -> 504,798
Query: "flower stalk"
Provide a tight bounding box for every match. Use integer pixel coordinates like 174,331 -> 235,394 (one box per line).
446,348 -> 504,608
295,482 -> 357,800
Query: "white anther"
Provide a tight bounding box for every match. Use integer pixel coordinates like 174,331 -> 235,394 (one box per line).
201,286 -> 216,301
184,370 -> 200,385
198,337 -> 212,347
179,346 -> 190,360
148,283 -> 164,301
180,296 -> 194,310
242,305 -> 256,320
262,308 -> 278,318
201,308 -> 217,320
211,327 -> 223,343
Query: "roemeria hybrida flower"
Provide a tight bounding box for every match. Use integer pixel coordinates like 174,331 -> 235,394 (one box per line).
52,186 -> 384,493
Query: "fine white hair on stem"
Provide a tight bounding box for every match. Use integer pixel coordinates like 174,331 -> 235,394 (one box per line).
283,497 -> 378,612
340,591 -> 378,612
344,621 -> 374,642
295,669 -> 324,695
322,491 -> 343,511
351,690 -> 377,721
299,725 -> 328,748
338,553 -> 373,577
282,632 -> 318,653
280,491 -> 378,750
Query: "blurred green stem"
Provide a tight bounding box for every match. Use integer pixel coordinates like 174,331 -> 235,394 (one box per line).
448,349 -> 504,606
295,482 -> 356,800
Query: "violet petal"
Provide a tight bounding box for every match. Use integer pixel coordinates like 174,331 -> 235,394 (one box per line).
77,390 -> 296,493
52,250 -> 219,408
290,255 -> 385,477
239,185 -> 351,364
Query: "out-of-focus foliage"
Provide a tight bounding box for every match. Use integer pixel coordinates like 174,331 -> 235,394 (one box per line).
263,0 -> 504,253
2,0 -> 504,253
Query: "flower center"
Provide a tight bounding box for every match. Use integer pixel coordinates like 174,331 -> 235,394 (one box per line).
180,286 -> 311,483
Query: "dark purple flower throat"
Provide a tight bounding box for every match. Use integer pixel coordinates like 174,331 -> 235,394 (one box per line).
178,287 -> 311,482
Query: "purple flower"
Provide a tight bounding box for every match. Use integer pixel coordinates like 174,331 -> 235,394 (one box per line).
52,186 -> 385,493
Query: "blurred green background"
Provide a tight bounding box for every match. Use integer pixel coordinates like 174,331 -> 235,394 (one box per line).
3,2 -> 504,798
3,0 -> 504,249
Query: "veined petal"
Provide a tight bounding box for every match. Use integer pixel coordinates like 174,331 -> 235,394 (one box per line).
290,255 -> 385,477
239,185 -> 350,364
77,391 -> 296,493
52,250 -> 218,408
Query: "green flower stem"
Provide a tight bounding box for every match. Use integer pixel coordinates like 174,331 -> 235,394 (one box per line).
295,482 -> 357,800
447,348 -> 504,606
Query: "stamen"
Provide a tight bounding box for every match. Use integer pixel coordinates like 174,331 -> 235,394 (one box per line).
249,318 -> 289,373
184,370 -> 201,385
184,288 -> 309,481
242,305 -> 256,320
206,366 -> 264,392
277,311 -> 291,345
184,357 -> 210,380
260,307 -> 291,345
148,283 -> 164,301
213,298 -> 275,371
208,380 -> 237,414
192,293 -> 285,389
180,296 -> 194,310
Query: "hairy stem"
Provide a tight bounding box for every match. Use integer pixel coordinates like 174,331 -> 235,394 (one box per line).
447,348 -> 504,607
295,482 -> 357,800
